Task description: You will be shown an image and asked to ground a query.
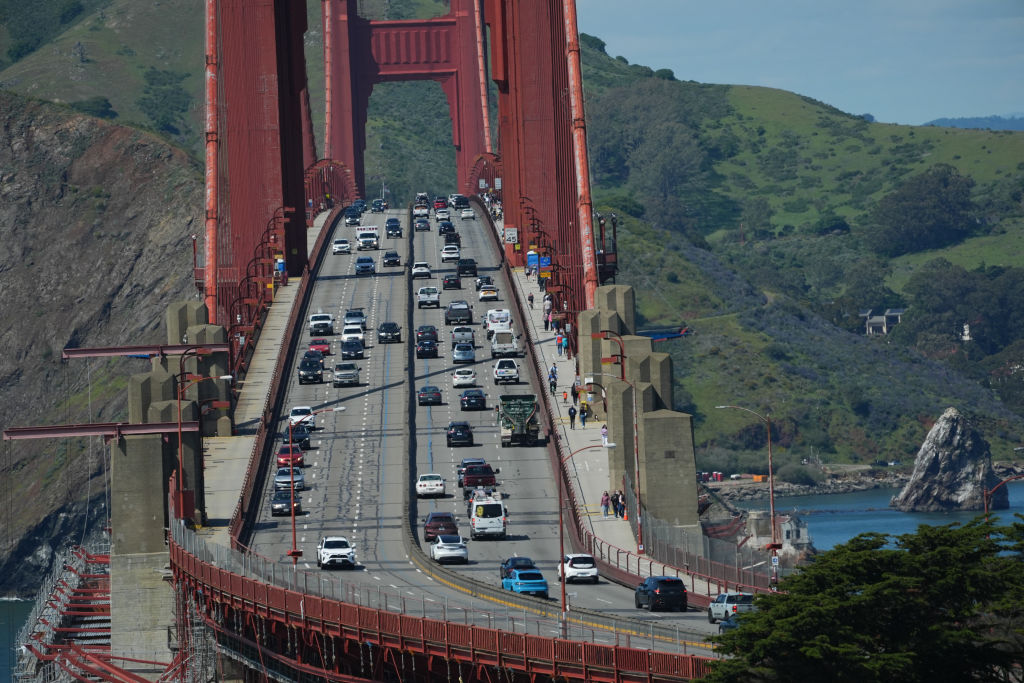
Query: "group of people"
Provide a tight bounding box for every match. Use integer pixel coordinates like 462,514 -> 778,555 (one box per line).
600,490 -> 627,518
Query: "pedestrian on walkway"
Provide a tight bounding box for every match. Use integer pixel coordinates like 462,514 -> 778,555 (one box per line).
613,490 -> 622,517
561,335 -> 569,357
562,390 -> 568,404
568,405 -> 577,429
528,292 -> 534,309
579,402 -> 589,427
570,384 -> 578,405
618,492 -> 627,518
555,333 -> 564,355
543,312 -> 550,331
601,424 -> 608,446
543,296 -> 552,314
549,374 -> 557,396
525,266 -> 531,280
547,311 -> 553,331
600,491 -> 610,517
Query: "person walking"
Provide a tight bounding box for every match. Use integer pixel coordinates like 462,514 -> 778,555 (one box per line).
567,405 -> 577,429
528,292 -> 534,309
543,311 -> 550,331
613,490 -> 622,517
600,491 -> 610,517
561,335 -> 569,358
579,402 -> 588,427
555,333 -> 564,355
549,364 -> 557,381
601,424 -> 608,446
549,373 -> 557,396
570,384 -> 578,405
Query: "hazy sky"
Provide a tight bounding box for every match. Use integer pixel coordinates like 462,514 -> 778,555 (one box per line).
575,0 -> 1024,125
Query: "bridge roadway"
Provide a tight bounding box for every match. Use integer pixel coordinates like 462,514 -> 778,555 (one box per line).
199,205 -> 719,657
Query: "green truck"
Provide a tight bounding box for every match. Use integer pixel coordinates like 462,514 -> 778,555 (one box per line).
498,394 -> 542,447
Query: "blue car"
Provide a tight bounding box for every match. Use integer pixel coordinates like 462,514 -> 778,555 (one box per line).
502,569 -> 548,598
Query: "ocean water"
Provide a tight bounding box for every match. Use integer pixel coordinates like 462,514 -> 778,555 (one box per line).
2,599 -> 33,680
739,481 -> 1024,550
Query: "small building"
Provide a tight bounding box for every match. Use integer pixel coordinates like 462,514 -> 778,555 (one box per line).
862,308 -> 906,336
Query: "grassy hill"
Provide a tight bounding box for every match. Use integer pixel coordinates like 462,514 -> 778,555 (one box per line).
3,3 -> 1024,477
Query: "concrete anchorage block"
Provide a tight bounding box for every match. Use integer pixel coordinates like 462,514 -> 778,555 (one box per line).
166,302 -> 208,346
637,410 -> 699,529
594,285 -> 636,335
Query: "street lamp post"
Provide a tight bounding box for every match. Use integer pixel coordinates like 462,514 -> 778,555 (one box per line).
175,365 -> 232,522
715,404 -> 780,586
558,443 -> 613,629
287,406 -> 346,566
584,369 -> 643,555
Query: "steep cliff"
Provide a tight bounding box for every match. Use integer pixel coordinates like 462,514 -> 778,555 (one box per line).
0,91 -> 202,596
890,407 -> 1008,512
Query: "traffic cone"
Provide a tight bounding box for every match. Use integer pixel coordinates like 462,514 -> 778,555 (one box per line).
623,510 -> 628,521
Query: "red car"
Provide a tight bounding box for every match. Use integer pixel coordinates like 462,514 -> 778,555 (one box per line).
276,444 -> 305,468
309,339 -> 331,355
433,198 -> 447,209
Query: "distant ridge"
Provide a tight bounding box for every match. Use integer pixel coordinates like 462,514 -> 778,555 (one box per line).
923,115 -> 1024,131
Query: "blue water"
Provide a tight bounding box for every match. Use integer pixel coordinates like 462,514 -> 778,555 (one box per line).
2,599 -> 33,680
739,481 -> 1024,550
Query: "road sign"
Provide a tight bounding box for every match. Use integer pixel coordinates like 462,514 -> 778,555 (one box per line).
771,555 -> 779,566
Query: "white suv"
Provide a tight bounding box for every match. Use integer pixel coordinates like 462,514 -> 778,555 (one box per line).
411,262 -> 432,279
332,239 -> 351,254
440,245 -> 461,262
558,553 -> 599,584
340,325 -> 365,343
492,358 -> 519,384
316,536 -> 357,569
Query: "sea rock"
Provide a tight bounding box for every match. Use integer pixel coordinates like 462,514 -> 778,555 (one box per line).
891,407 -> 1008,512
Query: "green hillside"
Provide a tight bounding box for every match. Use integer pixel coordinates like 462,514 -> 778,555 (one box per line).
4,4 -> 1024,475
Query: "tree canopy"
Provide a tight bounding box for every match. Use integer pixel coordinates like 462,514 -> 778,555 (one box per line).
703,518 -> 1024,683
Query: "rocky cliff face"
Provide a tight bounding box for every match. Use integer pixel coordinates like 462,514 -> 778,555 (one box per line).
0,91 -> 202,596
891,407 -> 1008,512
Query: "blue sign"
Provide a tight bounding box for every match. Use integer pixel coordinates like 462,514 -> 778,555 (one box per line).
539,256 -> 551,269
526,251 -> 539,269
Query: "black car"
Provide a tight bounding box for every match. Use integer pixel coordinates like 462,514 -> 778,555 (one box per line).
417,385 -> 442,406
475,275 -> 494,291
500,556 -> 537,580
446,421 -> 474,447
459,389 -> 486,411
438,221 -> 455,234
377,321 -> 401,343
634,576 -> 688,612
382,250 -> 401,266
279,424 -> 312,450
457,258 -> 478,276
442,273 -> 462,290
416,340 -> 439,358
414,217 -> 430,231
302,349 -> 325,368
371,198 -> 385,213
344,208 -> 360,226
340,339 -> 364,359
385,217 -> 402,237
416,325 -> 439,343
270,489 -> 301,516
444,232 -> 461,246
297,358 -> 323,384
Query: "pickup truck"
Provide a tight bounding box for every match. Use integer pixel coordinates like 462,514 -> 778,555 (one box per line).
492,358 -> 520,385
444,300 -> 473,325
417,286 -> 440,309
308,313 -> 335,335
459,463 -> 500,498
490,330 -> 519,357
707,592 -> 756,624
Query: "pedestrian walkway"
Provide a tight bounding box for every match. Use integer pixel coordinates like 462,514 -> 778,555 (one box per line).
505,263 -> 718,601
200,213 -> 331,546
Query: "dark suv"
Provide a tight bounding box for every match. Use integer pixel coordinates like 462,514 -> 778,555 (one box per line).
423,512 -> 459,541
385,218 -> 402,237
634,576 -> 687,612
377,321 -> 401,343
446,421 -> 474,447
456,258 -> 478,276
297,358 -> 323,384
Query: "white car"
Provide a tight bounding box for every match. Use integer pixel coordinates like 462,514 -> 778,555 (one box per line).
289,406 -> 314,427
478,286 -> 498,302
429,534 -> 468,564
460,207 -> 475,219
435,207 -> 450,221
411,262 -> 432,279
332,239 -> 351,254
451,368 -> 477,387
415,473 -> 446,498
558,553 -> 599,584
340,325 -> 365,343
440,245 -> 461,262
317,536 -> 357,569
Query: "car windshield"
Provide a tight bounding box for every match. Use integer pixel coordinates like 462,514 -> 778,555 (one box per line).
465,466 -> 491,475
323,539 -> 350,549
474,503 -> 503,518
421,475 -> 442,482
569,556 -> 595,567
516,571 -> 544,581
436,535 -> 462,544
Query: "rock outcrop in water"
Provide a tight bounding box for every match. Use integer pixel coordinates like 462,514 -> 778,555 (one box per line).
891,407 -> 1008,512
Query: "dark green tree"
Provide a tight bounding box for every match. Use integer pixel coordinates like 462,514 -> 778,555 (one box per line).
861,163 -> 976,256
703,519 -> 1024,683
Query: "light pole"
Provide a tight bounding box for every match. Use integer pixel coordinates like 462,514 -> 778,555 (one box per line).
175,369 -> 232,522
584,370 -> 643,554
715,404 -> 781,586
558,443 -> 613,628
287,406 -> 346,566
591,330 -> 625,380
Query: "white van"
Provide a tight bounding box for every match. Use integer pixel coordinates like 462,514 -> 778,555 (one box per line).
484,309 -> 512,338
467,491 -> 508,539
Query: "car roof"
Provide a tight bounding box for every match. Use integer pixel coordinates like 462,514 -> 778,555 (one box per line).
291,406 -> 312,413
420,385 -> 439,391
462,388 -> 484,395
426,511 -> 455,520
448,421 -> 471,427
334,362 -> 357,369
460,457 -> 486,466
419,473 -> 442,480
